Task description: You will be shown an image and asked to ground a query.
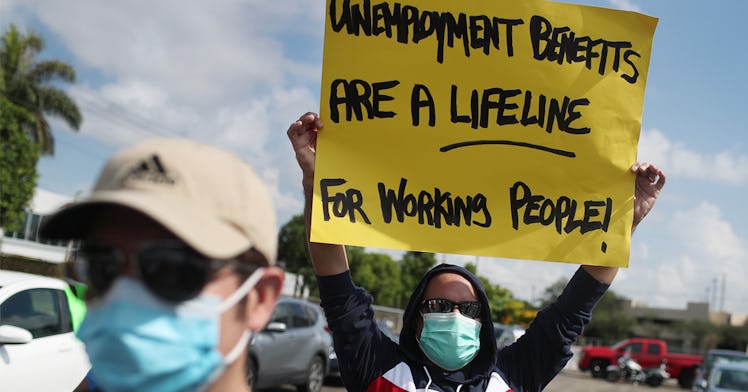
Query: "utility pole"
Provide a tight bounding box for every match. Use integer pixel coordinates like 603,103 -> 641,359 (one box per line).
712,277 -> 718,310
705,286 -> 711,307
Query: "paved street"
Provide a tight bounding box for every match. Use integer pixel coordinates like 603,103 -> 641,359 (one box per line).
544,368 -> 681,392
259,346 -> 684,392
260,368 -> 683,391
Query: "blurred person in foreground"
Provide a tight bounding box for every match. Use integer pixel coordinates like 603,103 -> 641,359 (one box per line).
40,138 -> 284,392
288,112 -> 666,392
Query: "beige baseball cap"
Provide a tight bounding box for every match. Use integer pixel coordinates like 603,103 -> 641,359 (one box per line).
40,138 -> 277,265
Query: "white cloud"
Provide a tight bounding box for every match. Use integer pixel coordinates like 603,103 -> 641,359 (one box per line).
18,0 -> 324,106
639,128 -> 748,185
614,202 -> 748,312
631,242 -> 649,259
607,0 -> 642,13
671,202 -> 747,262
262,166 -> 305,230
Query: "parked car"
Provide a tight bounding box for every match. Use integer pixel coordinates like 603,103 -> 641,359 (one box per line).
247,296 -> 332,392
577,337 -> 703,389
697,362 -> 748,391
0,270 -> 91,392
377,319 -> 399,344
693,350 -> 748,392
494,322 -> 525,349
328,318 -> 399,380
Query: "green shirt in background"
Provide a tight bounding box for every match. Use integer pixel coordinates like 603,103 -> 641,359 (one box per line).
64,282 -> 87,332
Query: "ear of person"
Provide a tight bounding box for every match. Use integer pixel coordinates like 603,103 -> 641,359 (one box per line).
244,268 -> 284,331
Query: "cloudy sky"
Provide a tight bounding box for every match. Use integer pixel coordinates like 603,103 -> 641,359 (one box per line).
3,0 -> 747,314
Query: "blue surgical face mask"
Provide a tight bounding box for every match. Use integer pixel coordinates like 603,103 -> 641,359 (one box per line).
77,268 -> 265,392
417,311 -> 482,371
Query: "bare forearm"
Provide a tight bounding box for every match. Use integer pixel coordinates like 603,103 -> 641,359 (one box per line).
304,189 -> 349,276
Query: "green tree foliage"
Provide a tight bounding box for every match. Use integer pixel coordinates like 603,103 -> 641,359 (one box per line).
1,24 -> 81,155
480,276 -> 536,326
347,246 -> 402,307
397,251 -> 436,307
537,277 -> 568,309
716,324 -> 748,351
0,99 -> 38,231
675,319 -> 720,350
277,214 -> 317,297
465,262 -> 537,326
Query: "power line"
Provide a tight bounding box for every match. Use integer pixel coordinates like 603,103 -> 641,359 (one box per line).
74,92 -> 185,139
53,132 -> 110,161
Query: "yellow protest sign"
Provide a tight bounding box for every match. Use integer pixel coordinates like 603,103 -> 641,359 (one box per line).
313,0 -> 658,267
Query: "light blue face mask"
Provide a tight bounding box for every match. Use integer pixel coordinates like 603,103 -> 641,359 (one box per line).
77,268 -> 265,392
418,311 -> 482,371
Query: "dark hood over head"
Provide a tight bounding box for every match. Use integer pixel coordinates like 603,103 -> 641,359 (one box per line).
399,263 -> 498,379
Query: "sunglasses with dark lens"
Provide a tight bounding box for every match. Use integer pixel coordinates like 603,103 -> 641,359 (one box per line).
421,298 -> 481,318
77,240 -> 258,302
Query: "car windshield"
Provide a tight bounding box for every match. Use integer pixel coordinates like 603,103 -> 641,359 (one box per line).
708,354 -> 748,369
714,368 -> 748,391
610,339 -> 630,351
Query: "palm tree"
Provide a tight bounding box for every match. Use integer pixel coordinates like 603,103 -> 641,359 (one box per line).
1,24 -> 81,155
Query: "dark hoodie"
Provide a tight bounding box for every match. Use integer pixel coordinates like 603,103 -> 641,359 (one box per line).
318,263 -> 607,392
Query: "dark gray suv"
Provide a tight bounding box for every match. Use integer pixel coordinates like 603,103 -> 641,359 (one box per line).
247,296 -> 332,392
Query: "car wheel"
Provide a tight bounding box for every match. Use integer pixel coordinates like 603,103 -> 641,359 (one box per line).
245,355 -> 257,390
297,356 -> 325,392
678,367 -> 695,389
591,359 -> 608,378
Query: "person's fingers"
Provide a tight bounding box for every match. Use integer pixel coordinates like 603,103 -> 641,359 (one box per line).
642,164 -> 665,186
298,112 -> 321,130
299,112 -> 318,122
631,162 -> 666,185
631,161 -> 652,173
288,113 -> 323,142
656,169 -> 667,189
287,120 -> 302,139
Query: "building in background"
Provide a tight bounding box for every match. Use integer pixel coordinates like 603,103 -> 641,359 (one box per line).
1,189 -> 72,267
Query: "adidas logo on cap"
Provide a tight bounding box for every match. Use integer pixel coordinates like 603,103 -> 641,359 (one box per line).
122,154 -> 176,186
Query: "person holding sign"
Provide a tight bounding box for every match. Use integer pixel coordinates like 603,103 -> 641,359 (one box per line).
289,112 -> 665,392
40,138 -> 284,392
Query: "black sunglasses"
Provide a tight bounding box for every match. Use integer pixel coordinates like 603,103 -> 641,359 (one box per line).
421,298 -> 481,318
77,240 -> 258,302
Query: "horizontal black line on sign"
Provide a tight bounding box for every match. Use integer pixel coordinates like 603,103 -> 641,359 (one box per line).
439,140 -> 576,158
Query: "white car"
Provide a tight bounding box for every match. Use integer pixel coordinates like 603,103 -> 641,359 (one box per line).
0,270 -> 90,392
493,323 -> 526,349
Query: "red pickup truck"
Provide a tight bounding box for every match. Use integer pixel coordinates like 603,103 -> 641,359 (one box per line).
577,337 -> 703,388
